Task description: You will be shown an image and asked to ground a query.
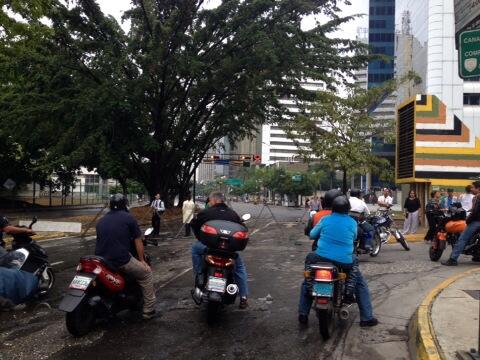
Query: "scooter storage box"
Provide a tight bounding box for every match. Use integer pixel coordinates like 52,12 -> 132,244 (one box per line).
445,220 -> 466,234
198,220 -> 249,252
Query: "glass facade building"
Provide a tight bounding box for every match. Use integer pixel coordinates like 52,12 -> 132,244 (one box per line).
368,0 -> 395,88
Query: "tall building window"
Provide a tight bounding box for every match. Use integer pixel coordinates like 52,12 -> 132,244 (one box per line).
464,93 -> 480,105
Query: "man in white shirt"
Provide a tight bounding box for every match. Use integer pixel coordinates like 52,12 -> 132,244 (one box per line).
150,193 -> 165,236
349,189 -> 370,216
349,189 -> 373,251
460,185 -> 474,213
377,188 -> 393,208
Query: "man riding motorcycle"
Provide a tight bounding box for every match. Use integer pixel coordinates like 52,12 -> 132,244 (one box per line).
298,195 -> 378,327
191,191 -> 249,309
0,215 -> 35,254
95,194 -> 156,319
349,189 -> 374,251
442,181 -> 480,266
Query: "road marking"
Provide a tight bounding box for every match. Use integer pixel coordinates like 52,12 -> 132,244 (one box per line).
250,221 -> 275,236
156,267 -> 193,290
50,261 -> 64,266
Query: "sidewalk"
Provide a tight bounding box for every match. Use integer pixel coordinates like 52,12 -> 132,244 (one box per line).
411,267 -> 480,360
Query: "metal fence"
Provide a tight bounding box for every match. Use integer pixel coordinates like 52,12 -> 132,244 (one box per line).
0,182 -> 140,208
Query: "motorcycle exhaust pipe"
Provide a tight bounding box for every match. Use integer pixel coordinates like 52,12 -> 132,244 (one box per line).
192,287 -> 204,305
339,306 -> 350,320
226,284 -> 238,295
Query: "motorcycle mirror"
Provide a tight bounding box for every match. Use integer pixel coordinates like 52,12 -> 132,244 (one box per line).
241,214 -> 251,221
144,228 -> 154,236
174,195 -> 179,207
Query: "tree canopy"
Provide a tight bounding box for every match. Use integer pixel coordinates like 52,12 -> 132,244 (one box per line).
0,0 -> 369,202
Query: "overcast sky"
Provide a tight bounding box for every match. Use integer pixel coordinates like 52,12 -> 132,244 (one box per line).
97,0 -> 369,40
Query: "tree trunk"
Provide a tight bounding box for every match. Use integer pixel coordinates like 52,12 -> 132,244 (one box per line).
342,168 -> 348,194
119,178 -> 128,195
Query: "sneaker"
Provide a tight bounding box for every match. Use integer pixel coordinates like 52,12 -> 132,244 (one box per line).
360,318 -> 378,327
298,314 -> 308,326
142,310 -> 156,320
239,297 -> 248,309
441,258 -> 458,266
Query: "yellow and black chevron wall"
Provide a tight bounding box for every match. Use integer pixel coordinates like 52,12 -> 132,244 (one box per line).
396,94 -> 480,188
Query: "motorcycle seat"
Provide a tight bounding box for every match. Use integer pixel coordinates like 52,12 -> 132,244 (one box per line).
80,255 -> 119,273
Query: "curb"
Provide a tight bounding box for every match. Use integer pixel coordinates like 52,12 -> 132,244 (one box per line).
409,267 -> 480,360
405,234 -> 427,242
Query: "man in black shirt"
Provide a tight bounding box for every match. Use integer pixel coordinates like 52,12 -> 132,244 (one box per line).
95,194 -> 156,319
191,191 -> 249,309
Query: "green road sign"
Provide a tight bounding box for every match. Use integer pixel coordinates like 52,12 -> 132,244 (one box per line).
292,175 -> 302,182
459,29 -> 480,78
224,178 -> 242,186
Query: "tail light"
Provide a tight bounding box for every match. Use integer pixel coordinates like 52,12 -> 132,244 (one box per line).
214,271 -> 223,278
314,269 -> 333,282
233,231 -> 248,240
437,231 -> 447,241
201,224 -> 218,235
316,298 -> 329,304
206,255 -> 234,267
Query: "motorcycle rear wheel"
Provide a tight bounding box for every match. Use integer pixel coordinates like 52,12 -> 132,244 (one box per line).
66,299 -> 96,337
46,267 -> 55,290
206,302 -> 220,325
370,233 -> 382,257
429,242 -> 444,262
317,307 -> 335,340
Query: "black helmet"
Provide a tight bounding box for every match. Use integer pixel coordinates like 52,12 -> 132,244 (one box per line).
0,215 -> 8,229
324,189 -> 343,209
110,193 -> 128,211
332,195 -> 351,214
350,188 -> 362,198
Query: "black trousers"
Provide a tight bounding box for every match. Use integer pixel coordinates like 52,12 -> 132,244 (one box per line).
152,213 -> 161,235
185,223 -> 191,236
425,213 -> 436,241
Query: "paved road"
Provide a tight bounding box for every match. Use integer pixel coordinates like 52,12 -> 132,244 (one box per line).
0,204 -> 474,360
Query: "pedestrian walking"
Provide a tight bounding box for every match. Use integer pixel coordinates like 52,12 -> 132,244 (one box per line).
403,189 -> 421,235
150,193 -> 165,236
182,194 -> 196,237
424,190 -> 440,241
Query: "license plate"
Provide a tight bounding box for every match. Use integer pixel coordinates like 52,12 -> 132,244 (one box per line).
312,282 -> 334,297
69,275 -> 92,290
207,276 -> 227,293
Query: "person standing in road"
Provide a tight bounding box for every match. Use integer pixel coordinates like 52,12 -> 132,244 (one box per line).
459,185 -> 474,213
182,194 -> 196,237
150,193 -> 165,236
442,181 -> 480,266
377,188 -> 393,208
310,196 -> 321,212
424,191 -> 441,241
403,189 -> 421,235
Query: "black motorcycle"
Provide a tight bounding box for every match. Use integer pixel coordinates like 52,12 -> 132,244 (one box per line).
368,209 -> 410,251
350,212 -> 382,257
1,217 -> 55,294
192,214 -> 250,324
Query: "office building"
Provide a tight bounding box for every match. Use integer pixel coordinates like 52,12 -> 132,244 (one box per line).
395,0 -> 480,203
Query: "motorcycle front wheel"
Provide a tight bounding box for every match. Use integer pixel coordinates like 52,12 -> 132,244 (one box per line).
66,299 -> 96,337
317,306 -> 335,340
395,230 -> 410,251
370,233 -> 382,257
46,267 -> 55,290
429,240 -> 444,262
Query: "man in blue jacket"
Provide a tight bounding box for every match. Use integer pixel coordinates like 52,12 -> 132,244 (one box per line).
298,195 -> 378,327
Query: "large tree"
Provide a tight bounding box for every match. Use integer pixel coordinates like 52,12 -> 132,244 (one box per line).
0,0 -> 369,202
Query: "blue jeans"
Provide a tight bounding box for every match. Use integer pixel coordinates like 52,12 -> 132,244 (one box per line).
191,241 -> 248,298
450,221 -> 480,260
298,257 -> 374,322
